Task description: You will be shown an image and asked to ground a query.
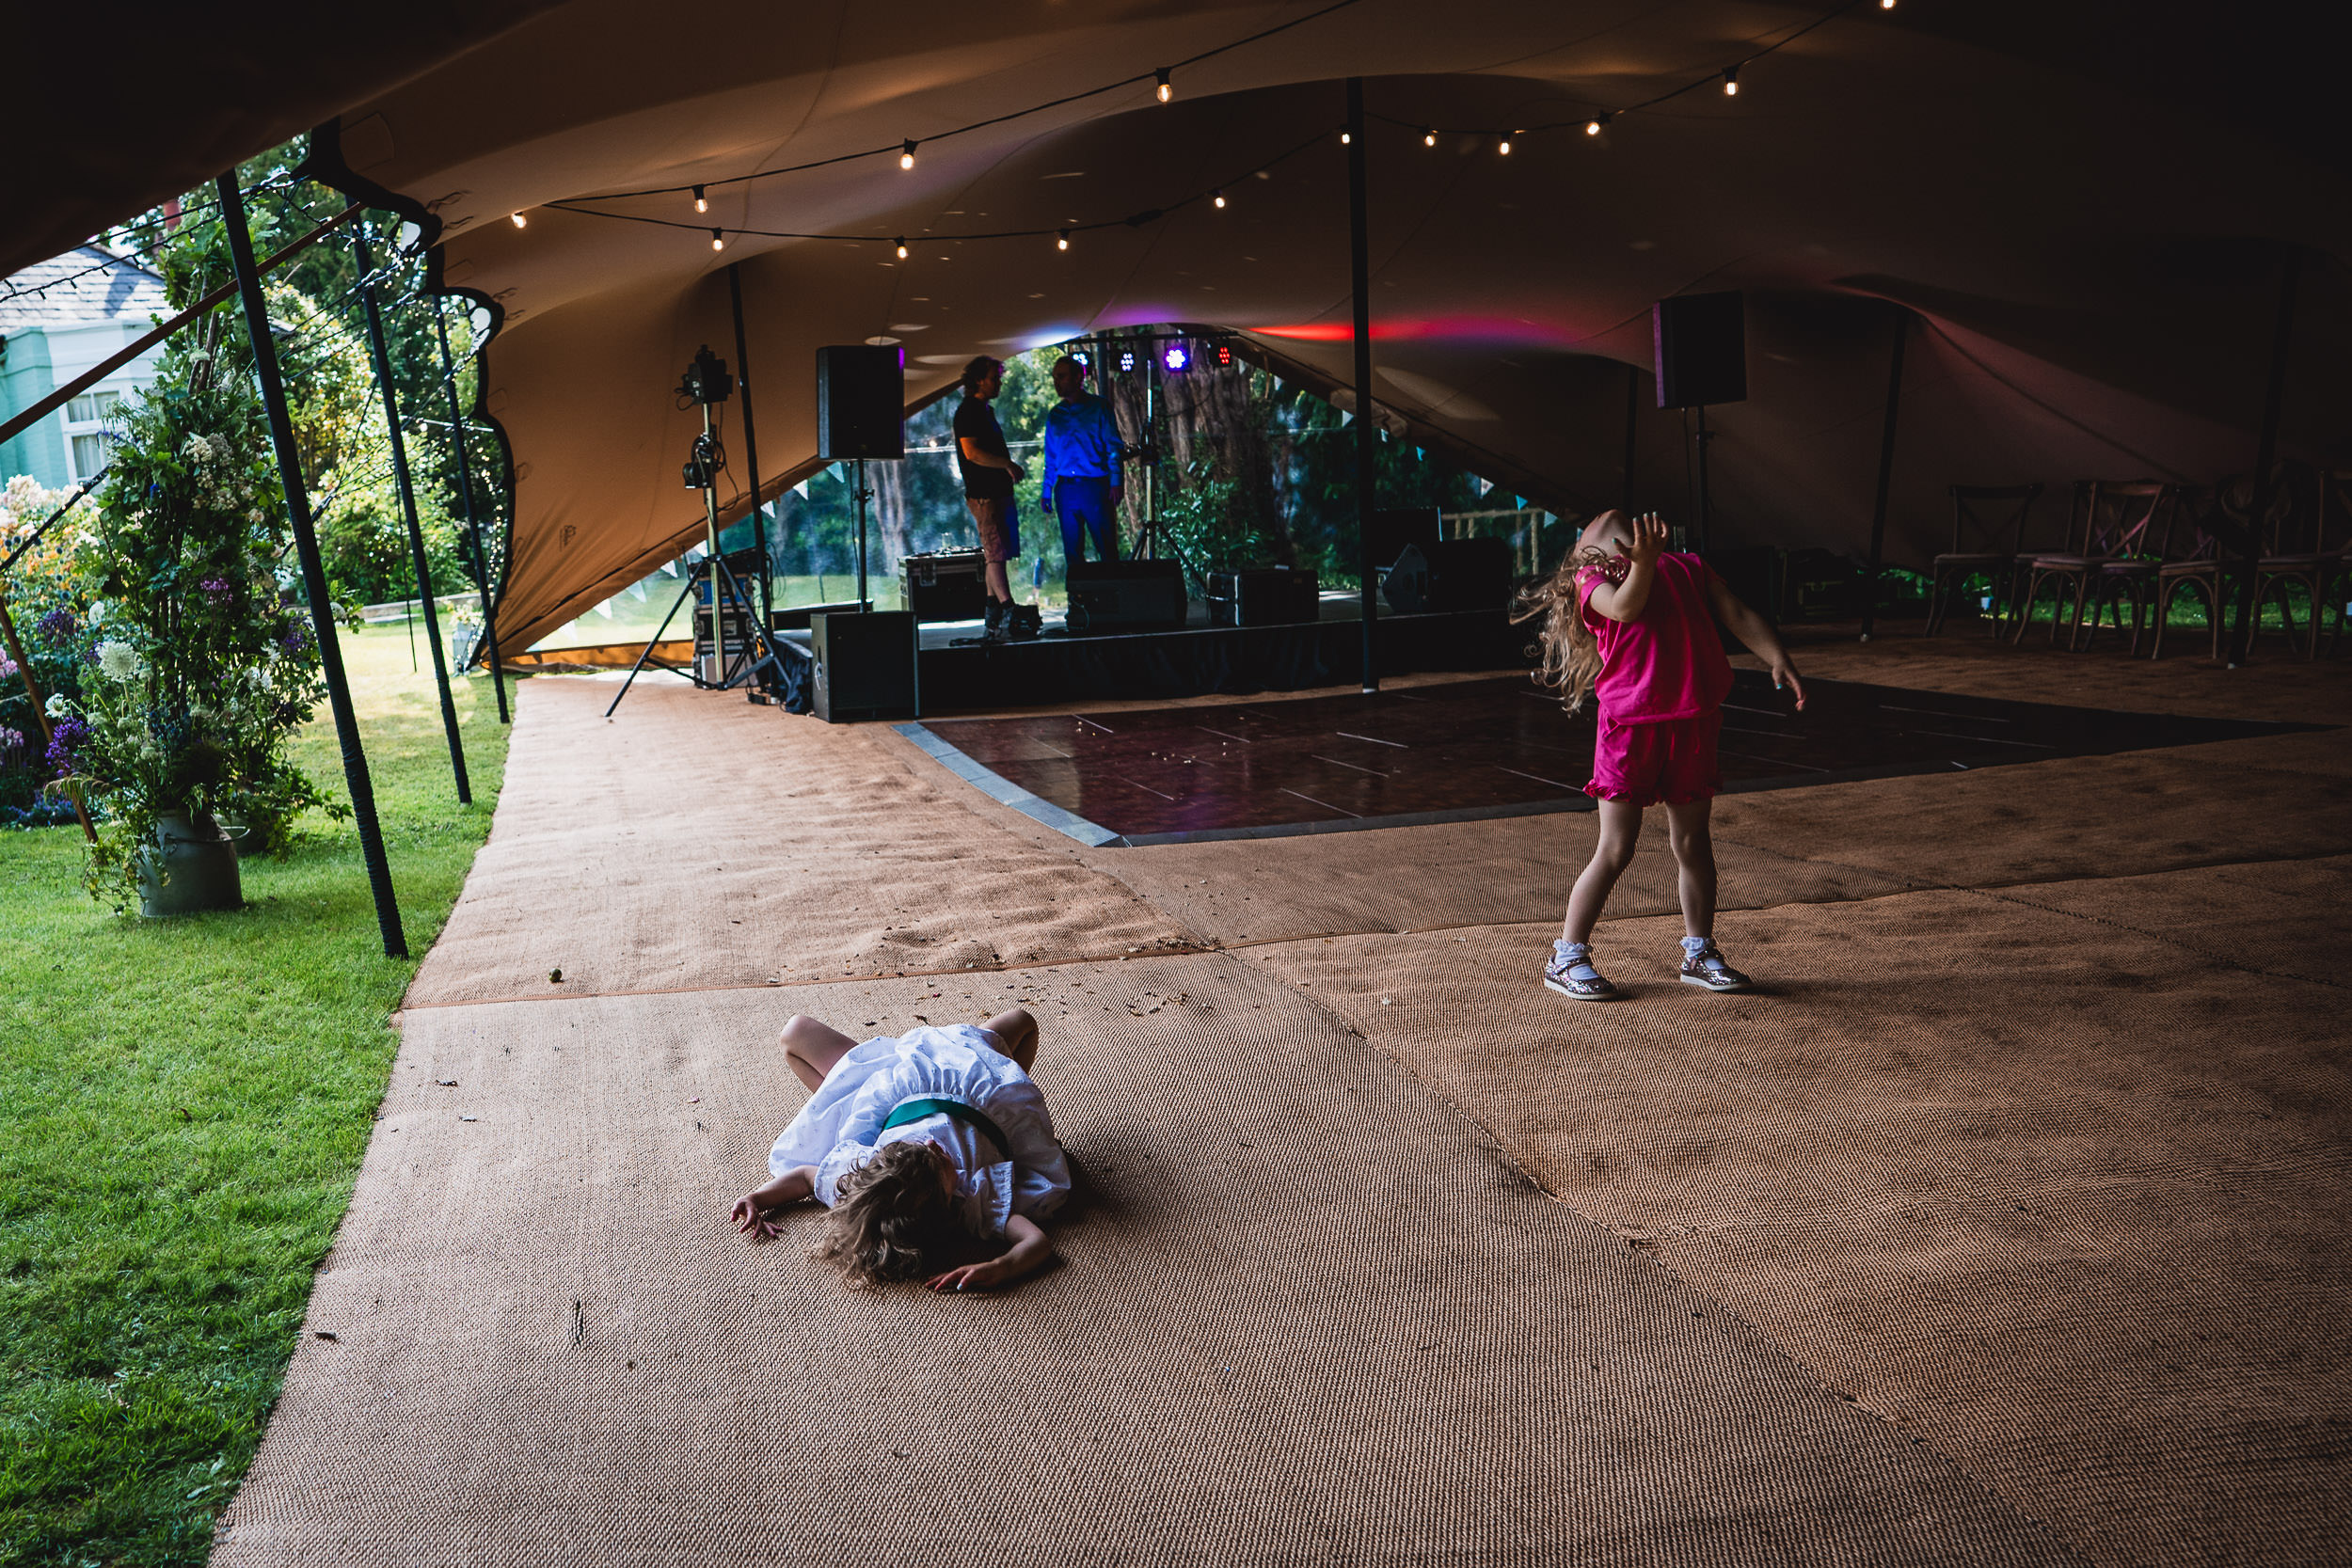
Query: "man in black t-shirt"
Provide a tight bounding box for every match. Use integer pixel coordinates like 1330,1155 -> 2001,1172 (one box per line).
953,355 -> 1025,634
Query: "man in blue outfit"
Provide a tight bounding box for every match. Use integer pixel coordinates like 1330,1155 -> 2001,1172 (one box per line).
1038,355 -> 1125,564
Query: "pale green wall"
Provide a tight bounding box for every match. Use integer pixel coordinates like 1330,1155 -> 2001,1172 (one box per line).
0,328 -> 72,491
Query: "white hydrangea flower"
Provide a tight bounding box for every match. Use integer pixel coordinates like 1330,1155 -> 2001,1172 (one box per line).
86,600 -> 107,627
96,641 -> 142,680
183,434 -> 216,465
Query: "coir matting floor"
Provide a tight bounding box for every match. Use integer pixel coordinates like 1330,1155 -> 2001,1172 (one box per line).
901,672 -> 2320,846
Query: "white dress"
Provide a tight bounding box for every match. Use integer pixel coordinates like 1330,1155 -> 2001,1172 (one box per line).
769,1024 -> 1071,1236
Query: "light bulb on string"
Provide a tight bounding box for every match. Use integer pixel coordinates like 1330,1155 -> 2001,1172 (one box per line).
710,229 -> 725,252
1155,68 -> 1172,103
1212,188 -> 1227,209
1057,230 -> 1070,251
1423,128 -> 1437,148
1723,66 -> 1740,96
894,237 -> 908,259
1497,135 -> 1513,155
692,184 -> 707,214
1340,130 -> 1351,145
1586,114 -> 1610,136
510,212 -> 528,229
900,140 -> 917,170
1880,0 -> 1895,8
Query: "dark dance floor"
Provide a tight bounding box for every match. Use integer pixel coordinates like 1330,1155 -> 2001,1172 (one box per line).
898,672 -> 2319,847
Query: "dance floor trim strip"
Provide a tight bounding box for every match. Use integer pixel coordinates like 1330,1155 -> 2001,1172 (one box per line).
904,673 -> 2323,847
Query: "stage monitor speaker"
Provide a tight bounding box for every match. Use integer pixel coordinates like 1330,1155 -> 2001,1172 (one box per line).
1652,292 -> 1746,409
816,345 -> 905,459
809,610 -> 917,722
1370,506 -> 1440,568
1383,537 -> 1513,615
1064,559 -> 1187,635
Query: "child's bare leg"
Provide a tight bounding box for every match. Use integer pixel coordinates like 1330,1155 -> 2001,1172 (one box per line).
1562,800 -> 1644,943
781,1014 -> 858,1092
982,1006 -> 1039,1071
1662,798 -> 1719,940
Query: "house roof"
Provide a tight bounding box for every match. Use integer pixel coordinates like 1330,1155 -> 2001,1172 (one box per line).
0,245 -> 169,333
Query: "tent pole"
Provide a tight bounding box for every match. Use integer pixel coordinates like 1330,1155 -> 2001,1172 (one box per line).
2232,244 -> 2301,667
726,264 -> 773,627
218,173 -> 405,958
0,591 -> 96,842
354,223 -> 469,804
434,302 -> 507,723
1346,76 -> 1378,695
1859,306 -> 1910,642
1692,405 -> 1713,558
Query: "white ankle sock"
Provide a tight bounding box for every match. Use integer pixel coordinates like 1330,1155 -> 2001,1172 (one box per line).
1554,940 -> 1601,982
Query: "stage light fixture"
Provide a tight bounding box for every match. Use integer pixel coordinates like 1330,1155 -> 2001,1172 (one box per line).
1117,347 -> 1138,373
900,140 -> 917,169
1215,342 -> 1233,368
1071,348 -> 1091,369
710,229 -> 725,251
1213,188 -> 1227,209
1057,230 -> 1071,251
1155,68 -> 1172,103
1423,128 -> 1438,147
895,237 -> 908,259
1163,341 -> 1192,373
692,184 -> 707,214
1723,66 -> 1740,96
510,212 -> 528,229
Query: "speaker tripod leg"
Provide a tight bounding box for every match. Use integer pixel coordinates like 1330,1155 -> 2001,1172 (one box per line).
604,573 -> 701,718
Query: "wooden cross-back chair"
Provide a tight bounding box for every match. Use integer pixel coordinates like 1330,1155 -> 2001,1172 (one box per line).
2013,480 -> 2172,650
2150,483 -> 2232,661
2249,466 -> 2348,659
2083,484 -> 2184,654
1924,483 -> 2042,637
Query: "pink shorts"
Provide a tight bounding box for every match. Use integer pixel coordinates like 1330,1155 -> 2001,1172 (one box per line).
1586,712 -> 1722,807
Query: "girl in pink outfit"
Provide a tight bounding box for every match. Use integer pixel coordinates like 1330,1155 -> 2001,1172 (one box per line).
1518,510 -> 1804,999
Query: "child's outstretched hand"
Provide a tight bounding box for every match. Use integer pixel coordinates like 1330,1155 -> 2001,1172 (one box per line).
1770,654 -> 1806,710
731,1193 -> 786,1241
1626,511 -> 1669,566
927,1259 -> 1010,1293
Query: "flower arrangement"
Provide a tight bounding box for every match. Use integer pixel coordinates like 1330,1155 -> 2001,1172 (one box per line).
44,341 -> 342,909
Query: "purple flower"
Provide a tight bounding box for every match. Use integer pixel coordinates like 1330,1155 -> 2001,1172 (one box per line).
200,576 -> 237,604
0,725 -> 22,761
0,657 -> 15,680
36,607 -> 77,641
278,621 -> 310,654
44,715 -> 87,775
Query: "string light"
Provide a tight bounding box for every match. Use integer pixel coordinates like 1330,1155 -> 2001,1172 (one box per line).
1213,188 -> 1227,209
1155,68 -> 1172,103
900,140 -> 917,170
1423,128 -> 1437,147
510,212 -> 527,229
1586,114 -> 1611,135
1881,0 -> 1895,7
894,237 -> 908,259
1339,131 -> 1351,144
1723,65 -> 1740,96
1497,135 -> 1513,155
1057,230 -> 1071,251
709,228 -> 725,251
692,184 -> 707,214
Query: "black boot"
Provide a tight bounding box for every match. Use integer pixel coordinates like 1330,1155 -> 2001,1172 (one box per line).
982,597 -> 1009,641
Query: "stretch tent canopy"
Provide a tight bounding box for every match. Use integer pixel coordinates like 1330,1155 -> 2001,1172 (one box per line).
14,2 -> 2352,654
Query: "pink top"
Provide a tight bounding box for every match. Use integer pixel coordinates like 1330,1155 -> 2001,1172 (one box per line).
1575,551 -> 1734,723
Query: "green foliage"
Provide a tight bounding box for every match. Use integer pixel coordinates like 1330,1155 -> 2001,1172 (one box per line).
1,478 -> 101,829
54,341 -> 339,911
0,627 -> 509,1567
1153,461 -> 1284,595
315,489 -> 470,607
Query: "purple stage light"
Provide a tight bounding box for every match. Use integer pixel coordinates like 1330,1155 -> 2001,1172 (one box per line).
1162,341 -> 1191,373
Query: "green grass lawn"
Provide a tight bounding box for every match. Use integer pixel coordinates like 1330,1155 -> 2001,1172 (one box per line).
0,628 -> 513,1566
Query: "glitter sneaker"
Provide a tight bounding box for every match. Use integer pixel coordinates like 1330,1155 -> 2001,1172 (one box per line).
1678,939 -> 1753,993
1544,940 -> 1618,1002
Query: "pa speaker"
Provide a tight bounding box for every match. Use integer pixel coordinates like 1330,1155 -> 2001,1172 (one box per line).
809,610 -> 917,722
1369,506 -> 1440,568
1383,538 -> 1513,614
817,345 -> 904,459
1652,292 -> 1746,409
1064,560 -> 1187,635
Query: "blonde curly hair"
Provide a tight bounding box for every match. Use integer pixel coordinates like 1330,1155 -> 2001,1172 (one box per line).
1512,510 -> 1632,713
811,1140 -> 988,1291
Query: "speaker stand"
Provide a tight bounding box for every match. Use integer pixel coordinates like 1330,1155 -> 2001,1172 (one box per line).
1692,404 -> 1714,558
852,456 -> 873,611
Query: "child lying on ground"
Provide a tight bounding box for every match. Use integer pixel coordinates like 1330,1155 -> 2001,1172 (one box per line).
731,1007 -> 1071,1291
1516,509 -> 1805,999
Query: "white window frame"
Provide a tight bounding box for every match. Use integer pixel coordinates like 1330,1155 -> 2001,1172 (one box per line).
61,388 -> 127,484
